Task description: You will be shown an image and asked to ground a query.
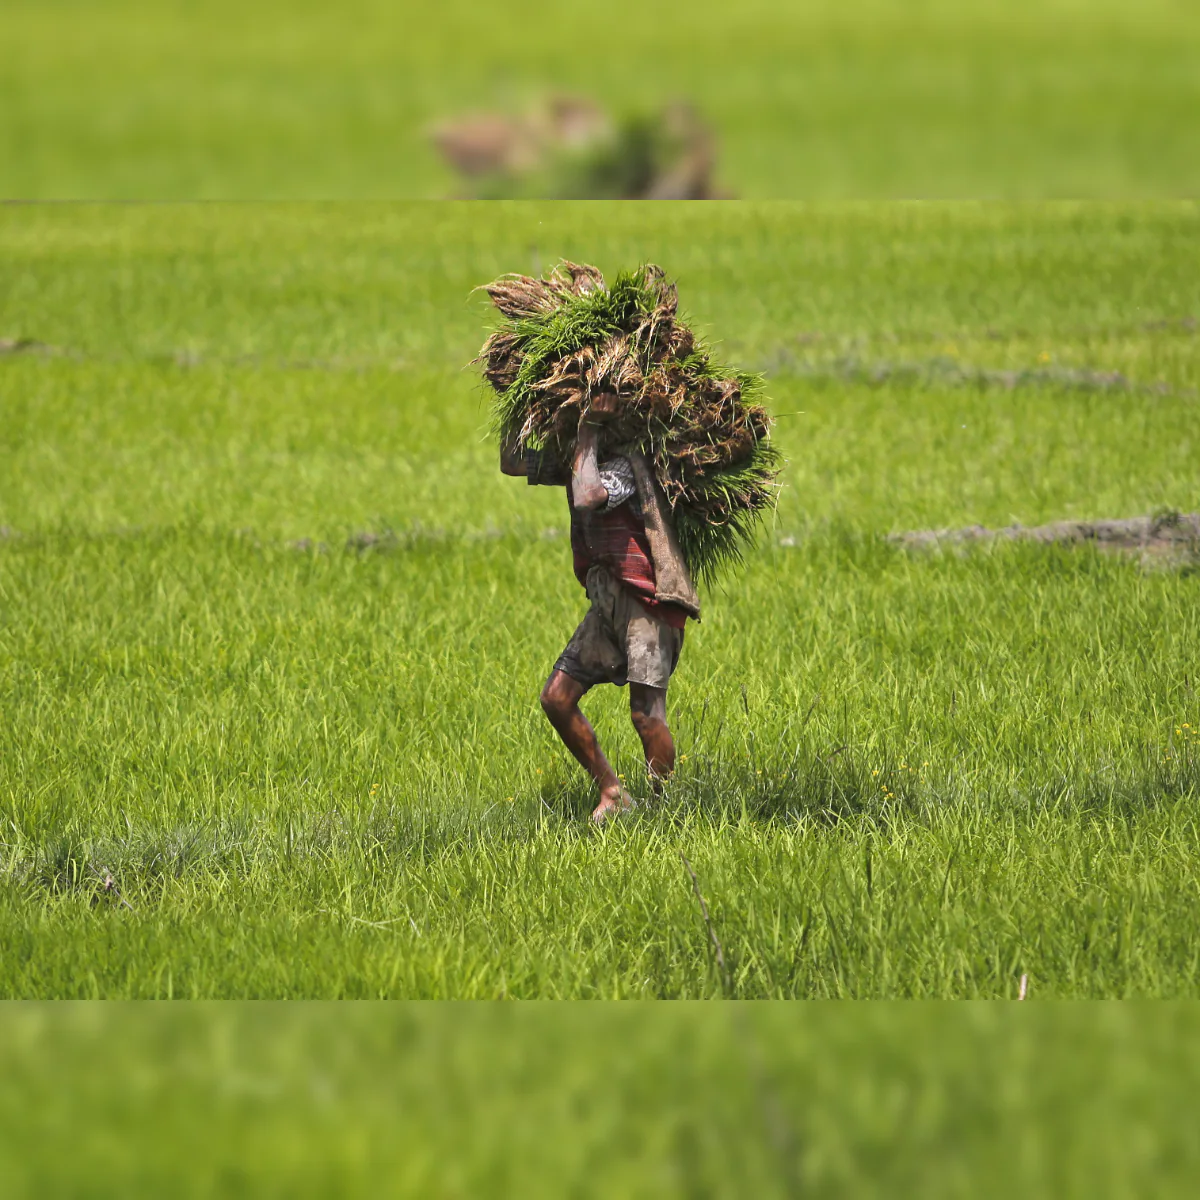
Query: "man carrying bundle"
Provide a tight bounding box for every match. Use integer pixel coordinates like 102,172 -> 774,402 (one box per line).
501,392 -> 701,824
481,260 -> 780,823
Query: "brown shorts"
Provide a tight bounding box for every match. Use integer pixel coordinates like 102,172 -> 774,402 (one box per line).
555,566 -> 685,691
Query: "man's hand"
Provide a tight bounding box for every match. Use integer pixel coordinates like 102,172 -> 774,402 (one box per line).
582,391 -> 621,425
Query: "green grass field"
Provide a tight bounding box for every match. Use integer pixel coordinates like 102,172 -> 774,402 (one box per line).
4,1004 -> 1200,1198
3,0 -> 1200,199
2,200 -> 1199,998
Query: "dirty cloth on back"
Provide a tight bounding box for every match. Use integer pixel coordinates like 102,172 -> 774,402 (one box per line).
526,447 -> 700,625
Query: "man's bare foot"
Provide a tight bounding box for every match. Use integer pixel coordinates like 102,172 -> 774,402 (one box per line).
592,785 -> 636,825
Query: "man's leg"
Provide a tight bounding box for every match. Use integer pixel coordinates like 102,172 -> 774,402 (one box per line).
629,682 -> 675,791
540,669 -> 631,822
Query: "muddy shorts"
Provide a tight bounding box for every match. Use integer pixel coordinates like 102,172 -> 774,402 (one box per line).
555,566 -> 685,691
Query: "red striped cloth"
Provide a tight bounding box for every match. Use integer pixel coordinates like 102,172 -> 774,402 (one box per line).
569,498 -> 688,630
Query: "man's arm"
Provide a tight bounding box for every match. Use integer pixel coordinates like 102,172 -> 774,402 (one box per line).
500,436 -> 527,477
571,389 -> 627,510
502,393 -> 619,500
571,421 -> 608,510
502,437 -> 572,485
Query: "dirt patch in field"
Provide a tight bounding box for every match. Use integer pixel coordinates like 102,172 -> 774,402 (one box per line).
1,333 -> 403,373
339,527 -> 534,554
891,512 -> 1200,564
761,350 -> 1193,399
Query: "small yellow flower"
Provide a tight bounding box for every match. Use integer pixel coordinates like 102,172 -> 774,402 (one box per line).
872,769 -> 879,776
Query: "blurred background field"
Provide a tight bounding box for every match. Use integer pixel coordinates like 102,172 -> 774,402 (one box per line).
3,1003 -> 1200,1197
2,201 -> 1198,998
2,0 -> 1199,199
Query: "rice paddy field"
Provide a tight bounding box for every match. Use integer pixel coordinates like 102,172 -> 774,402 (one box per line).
3,1003 -> 1200,1197
5,4 -> 1199,1191
2,200 -> 1198,1001
3,0 -> 1199,200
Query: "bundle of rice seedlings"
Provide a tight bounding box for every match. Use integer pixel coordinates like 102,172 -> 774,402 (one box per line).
477,261 -> 782,585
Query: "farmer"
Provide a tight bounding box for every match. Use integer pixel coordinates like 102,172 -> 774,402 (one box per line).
501,392 -> 701,823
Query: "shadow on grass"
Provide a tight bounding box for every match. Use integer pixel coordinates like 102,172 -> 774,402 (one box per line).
7,745 -> 1197,903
